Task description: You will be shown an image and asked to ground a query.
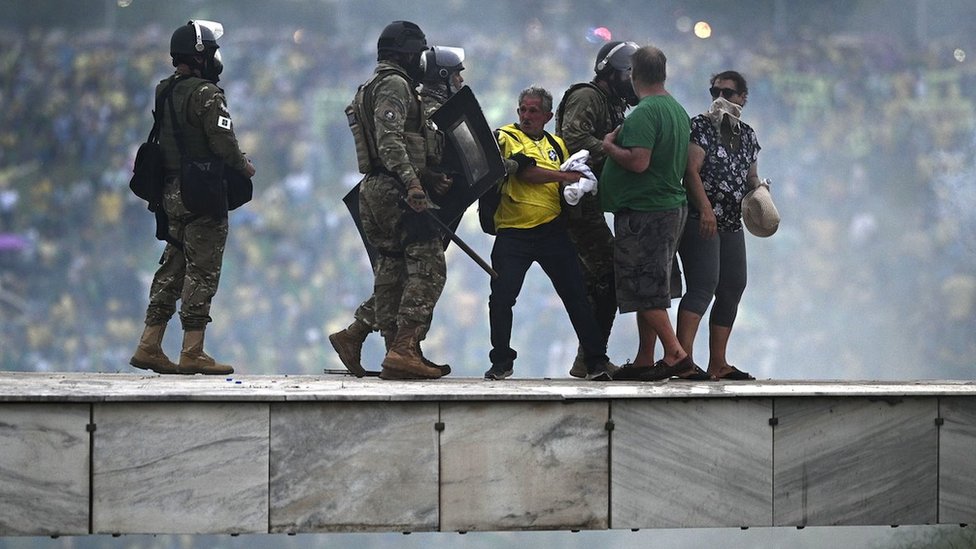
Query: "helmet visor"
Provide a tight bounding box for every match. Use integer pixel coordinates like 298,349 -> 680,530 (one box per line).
607,41 -> 638,70
191,19 -> 224,51
435,46 -> 465,69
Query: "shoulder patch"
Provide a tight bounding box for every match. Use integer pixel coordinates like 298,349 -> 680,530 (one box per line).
383,110 -> 398,122
217,116 -> 232,130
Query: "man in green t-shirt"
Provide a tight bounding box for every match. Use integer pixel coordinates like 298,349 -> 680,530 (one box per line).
599,45 -> 695,381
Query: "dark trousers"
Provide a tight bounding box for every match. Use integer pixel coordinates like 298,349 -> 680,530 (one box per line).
488,219 -> 608,369
677,216 -> 747,327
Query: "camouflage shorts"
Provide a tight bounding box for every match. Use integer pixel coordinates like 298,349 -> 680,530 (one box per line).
612,207 -> 687,313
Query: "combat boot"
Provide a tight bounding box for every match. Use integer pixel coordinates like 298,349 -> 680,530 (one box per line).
416,341 -> 451,376
380,326 -> 443,380
329,319 -> 372,377
129,323 -> 179,374
178,329 -> 234,375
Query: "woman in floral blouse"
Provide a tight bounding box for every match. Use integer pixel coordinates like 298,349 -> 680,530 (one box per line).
676,70 -> 761,381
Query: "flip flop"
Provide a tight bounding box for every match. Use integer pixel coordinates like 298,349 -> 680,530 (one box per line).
714,365 -> 755,380
673,362 -> 713,381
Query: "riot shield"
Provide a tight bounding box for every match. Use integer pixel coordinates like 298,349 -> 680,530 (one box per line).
342,85 -> 503,275
428,85 -> 506,225
341,183 -> 378,268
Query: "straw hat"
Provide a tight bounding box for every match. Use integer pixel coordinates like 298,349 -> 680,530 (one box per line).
742,178 -> 780,237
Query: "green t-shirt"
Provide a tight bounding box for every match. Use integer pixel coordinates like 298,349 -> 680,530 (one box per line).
599,94 -> 690,213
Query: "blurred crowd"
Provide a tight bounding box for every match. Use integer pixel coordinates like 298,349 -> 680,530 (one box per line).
0,18 -> 973,378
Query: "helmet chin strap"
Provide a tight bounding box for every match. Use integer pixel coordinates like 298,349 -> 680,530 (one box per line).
192,21 -> 205,52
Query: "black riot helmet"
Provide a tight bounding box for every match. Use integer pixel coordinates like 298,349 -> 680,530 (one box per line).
594,41 -> 639,106
420,46 -> 465,94
377,20 -> 428,56
594,41 -> 637,75
170,20 -> 224,83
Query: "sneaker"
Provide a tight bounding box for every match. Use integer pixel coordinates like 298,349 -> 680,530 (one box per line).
586,370 -> 612,381
484,363 -> 513,380
568,353 -> 587,378
572,354 -> 620,379
585,360 -> 613,381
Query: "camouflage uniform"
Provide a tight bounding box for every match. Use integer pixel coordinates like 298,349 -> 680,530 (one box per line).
555,82 -> 627,346
349,78 -> 449,338
357,62 -> 445,341
144,74 -> 248,331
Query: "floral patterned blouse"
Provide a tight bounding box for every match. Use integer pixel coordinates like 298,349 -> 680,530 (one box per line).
688,114 -> 761,232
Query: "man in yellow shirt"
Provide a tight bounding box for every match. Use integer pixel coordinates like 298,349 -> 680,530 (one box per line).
485,86 -> 611,381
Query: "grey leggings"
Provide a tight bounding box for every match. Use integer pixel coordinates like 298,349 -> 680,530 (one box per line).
677,216 -> 747,327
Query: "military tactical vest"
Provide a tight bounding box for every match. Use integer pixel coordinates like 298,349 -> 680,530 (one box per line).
346,67 -> 428,175
556,82 -> 627,176
157,75 -> 216,172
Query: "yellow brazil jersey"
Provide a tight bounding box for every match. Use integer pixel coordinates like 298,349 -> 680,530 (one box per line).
494,123 -> 568,230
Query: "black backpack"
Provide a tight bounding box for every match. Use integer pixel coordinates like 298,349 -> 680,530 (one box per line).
129,80 -> 178,213
478,128 -> 564,235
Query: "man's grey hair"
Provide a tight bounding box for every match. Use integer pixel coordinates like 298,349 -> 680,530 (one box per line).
518,85 -> 553,112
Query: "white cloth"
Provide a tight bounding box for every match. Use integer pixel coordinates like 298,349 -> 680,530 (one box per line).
705,97 -> 743,135
559,149 -> 598,206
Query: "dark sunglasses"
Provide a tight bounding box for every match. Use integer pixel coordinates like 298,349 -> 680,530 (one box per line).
709,86 -> 739,99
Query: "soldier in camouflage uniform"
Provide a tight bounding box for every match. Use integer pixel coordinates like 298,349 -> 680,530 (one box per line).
334,21 -> 452,380
129,20 -> 255,376
555,41 -> 638,377
329,43 -> 464,378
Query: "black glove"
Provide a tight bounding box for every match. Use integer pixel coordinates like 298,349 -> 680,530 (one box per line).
420,168 -> 453,195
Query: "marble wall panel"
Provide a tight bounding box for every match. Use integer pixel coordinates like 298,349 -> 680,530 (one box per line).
939,397 -> 976,524
612,398 -> 773,529
439,401 -> 609,532
91,402 -> 269,534
269,402 -> 439,533
0,403 -> 90,536
774,397 -> 938,526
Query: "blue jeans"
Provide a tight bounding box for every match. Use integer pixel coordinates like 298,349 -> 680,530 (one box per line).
488,219 -> 608,369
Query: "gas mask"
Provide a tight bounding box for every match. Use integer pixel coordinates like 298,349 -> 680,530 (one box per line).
610,69 -> 639,107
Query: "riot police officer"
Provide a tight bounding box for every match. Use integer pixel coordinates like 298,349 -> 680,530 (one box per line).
419,45 -> 465,114
129,20 -> 255,375
555,40 -> 638,378
329,43 -> 464,378
338,21 -> 451,380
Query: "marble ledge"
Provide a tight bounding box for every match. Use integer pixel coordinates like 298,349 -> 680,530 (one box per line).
1,372 -> 975,403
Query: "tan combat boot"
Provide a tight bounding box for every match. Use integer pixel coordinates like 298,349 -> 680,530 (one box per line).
416,341 -> 451,376
328,319 -> 372,377
380,326 -> 443,380
178,329 -> 234,375
129,323 -> 179,374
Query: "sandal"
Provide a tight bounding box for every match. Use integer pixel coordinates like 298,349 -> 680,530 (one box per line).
714,365 -> 755,380
673,362 -> 713,381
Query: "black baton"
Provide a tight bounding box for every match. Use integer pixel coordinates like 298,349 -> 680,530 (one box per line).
423,210 -> 498,279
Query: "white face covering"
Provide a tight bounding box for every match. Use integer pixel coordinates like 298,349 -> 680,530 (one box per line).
706,97 -> 743,134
